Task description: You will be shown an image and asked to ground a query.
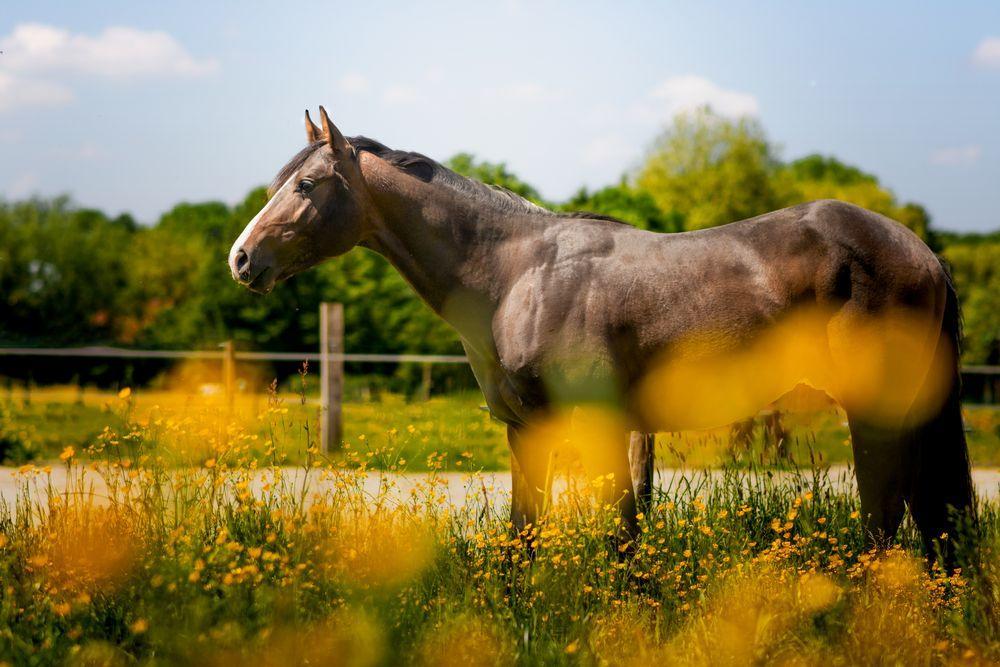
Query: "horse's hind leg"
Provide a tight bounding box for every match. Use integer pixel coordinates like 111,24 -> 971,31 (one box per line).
628,431 -> 655,515
847,416 -> 908,548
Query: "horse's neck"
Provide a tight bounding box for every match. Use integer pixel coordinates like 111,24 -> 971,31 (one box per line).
359,156 -> 534,345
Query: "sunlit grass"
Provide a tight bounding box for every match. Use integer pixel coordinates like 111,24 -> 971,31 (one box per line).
3,383 -> 998,469
0,384 -> 509,470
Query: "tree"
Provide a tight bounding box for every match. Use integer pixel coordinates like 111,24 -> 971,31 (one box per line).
0,197 -> 132,345
942,242 -> 1000,364
445,153 -> 546,205
124,201 -> 232,346
561,182 -> 682,232
637,108 -> 791,231
782,154 -> 930,240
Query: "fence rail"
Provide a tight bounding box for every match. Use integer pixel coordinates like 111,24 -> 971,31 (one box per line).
0,345 -> 469,364
0,346 -> 996,373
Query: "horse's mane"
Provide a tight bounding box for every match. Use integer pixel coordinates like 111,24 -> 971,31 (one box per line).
268,137 -> 628,225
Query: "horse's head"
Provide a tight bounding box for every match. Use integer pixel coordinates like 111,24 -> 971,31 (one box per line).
229,107 -> 371,293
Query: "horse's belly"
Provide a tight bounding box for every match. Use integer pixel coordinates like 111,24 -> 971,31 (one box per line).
628,308 -> 834,431
631,363 -> 800,431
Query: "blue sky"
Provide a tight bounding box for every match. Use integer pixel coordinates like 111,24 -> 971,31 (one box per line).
1,1 -> 998,231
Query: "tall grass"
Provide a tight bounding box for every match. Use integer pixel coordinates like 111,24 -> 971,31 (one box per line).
0,390 -> 997,665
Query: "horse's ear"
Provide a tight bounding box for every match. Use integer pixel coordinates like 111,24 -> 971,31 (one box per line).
305,109 -> 321,143
318,105 -> 352,156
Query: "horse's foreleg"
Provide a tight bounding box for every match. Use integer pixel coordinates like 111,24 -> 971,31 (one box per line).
577,430 -> 640,543
508,423 -> 552,536
628,431 -> 655,516
509,447 -> 534,533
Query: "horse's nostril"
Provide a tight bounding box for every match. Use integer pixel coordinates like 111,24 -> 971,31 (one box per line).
235,249 -> 251,282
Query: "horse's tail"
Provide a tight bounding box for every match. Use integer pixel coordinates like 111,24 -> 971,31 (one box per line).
906,260 -> 977,568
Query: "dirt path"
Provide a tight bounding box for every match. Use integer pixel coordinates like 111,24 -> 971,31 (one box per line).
2,466 -> 998,508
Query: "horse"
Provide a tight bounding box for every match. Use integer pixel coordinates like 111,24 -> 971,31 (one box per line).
228,106 -> 975,565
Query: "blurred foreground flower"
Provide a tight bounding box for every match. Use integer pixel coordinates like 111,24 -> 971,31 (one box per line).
313,505 -> 437,589
30,506 -> 138,595
412,614 -> 511,667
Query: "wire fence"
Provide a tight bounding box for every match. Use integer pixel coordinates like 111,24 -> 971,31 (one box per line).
1,346 -> 997,405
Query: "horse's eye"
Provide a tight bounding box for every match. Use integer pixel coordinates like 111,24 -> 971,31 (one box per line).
298,179 -> 314,194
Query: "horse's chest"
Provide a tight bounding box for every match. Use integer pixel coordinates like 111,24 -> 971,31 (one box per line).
462,340 -> 547,425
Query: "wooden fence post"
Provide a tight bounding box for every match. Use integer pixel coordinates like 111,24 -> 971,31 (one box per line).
419,362 -> 432,401
320,302 -> 344,454
222,340 -> 236,411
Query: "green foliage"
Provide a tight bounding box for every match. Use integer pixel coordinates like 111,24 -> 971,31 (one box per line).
781,154 -> 930,239
0,402 -> 40,463
782,154 -> 877,185
0,197 -> 133,345
445,152 -> 546,205
943,242 -> 1000,364
634,112 -> 931,239
0,192 -> 462,366
935,229 -> 1000,247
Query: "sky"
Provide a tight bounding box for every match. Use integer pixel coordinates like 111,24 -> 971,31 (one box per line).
1,1 -> 999,232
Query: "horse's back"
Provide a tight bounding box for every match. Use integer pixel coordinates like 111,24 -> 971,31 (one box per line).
701,199 -> 944,311
488,199 -> 946,422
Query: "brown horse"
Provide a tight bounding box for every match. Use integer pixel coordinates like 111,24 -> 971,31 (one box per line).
229,107 -> 975,564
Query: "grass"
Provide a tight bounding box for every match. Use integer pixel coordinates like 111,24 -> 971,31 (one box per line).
0,391 -> 997,665
0,384 -> 508,470
1,383 -> 998,469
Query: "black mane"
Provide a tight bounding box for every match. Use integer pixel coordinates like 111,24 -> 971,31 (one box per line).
268,137 -> 628,225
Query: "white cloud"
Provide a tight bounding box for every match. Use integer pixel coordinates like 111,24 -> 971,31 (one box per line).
972,37 -> 1000,69
381,83 -> 420,106
0,23 -> 217,79
930,145 -> 982,166
645,75 -> 759,119
0,70 -> 73,111
0,23 -> 216,112
338,72 -> 369,94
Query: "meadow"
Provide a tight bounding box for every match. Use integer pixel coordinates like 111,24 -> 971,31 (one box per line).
0,386 -> 998,665
2,383 -> 999,470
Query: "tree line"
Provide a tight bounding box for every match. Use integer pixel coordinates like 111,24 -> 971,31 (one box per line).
1,109 -> 997,387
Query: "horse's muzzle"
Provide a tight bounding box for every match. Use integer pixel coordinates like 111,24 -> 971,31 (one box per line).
229,247 -> 275,293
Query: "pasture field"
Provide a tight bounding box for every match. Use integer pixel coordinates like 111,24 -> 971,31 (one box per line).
0,385 -> 508,471
0,389 -> 996,664
0,398 -> 997,665
2,384 -> 999,470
